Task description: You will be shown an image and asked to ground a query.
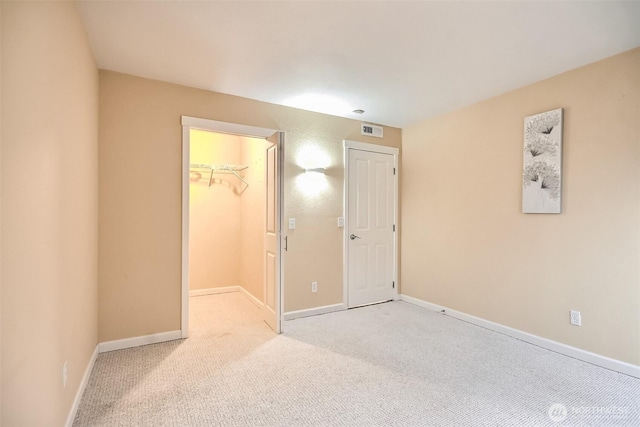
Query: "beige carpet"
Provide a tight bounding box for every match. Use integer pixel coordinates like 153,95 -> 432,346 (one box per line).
73,292 -> 639,426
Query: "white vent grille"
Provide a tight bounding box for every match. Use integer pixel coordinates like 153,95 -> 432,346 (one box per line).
361,123 -> 383,138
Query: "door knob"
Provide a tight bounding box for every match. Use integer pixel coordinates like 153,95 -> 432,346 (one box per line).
350,234 -> 361,240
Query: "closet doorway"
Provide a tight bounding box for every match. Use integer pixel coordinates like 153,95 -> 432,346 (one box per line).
181,116 -> 283,338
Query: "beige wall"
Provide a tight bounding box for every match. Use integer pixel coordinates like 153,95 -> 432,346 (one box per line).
1,2 -> 98,425
0,3 -> 3,421
189,130 -> 243,290
239,136 -> 269,301
402,48 -> 640,365
99,70 -> 401,341
188,130 -> 268,301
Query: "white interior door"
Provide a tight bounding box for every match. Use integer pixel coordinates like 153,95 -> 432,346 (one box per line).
264,132 -> 282,332
347,148 -> 395,308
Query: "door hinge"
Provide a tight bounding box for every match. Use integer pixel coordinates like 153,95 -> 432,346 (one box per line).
392,281 -> 395,289
393,224 -> 396,232
393,167 -> 396,175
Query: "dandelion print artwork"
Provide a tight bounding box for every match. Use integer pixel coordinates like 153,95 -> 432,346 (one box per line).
522,108 -> 563,213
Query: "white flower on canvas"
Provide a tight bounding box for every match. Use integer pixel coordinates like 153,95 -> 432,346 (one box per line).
524,110 -> 561,157
523,159 -> 561,200
526,109 -> 561,135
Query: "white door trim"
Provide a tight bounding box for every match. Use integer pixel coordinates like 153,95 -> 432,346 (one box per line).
181,116 -> 284,338
343,140 -> 400,308
182,116 -> 276,139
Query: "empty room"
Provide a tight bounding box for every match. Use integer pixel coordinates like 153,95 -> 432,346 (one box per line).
1,1 -> 639,426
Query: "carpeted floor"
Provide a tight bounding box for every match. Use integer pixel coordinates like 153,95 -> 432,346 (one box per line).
73,293 -> 639,426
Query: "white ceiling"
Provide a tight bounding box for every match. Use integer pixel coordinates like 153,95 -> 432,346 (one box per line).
76,1 -> 640,128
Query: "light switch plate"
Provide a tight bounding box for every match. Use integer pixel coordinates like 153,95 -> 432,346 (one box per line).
338,217 -> 344,228
288,218 -> 296,230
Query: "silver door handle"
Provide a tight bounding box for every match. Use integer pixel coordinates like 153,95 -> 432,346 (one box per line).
350,234 -> 361,240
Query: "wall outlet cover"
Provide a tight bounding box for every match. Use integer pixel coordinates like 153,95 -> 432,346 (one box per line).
570,310 -> 581,326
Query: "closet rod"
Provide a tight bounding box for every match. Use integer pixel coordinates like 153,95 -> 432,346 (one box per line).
189,164 -> 249,187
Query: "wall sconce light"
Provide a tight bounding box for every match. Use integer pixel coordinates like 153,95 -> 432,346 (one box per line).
304,167 -> 326,174
296,145 -> 330,197
297,166 -> 328,197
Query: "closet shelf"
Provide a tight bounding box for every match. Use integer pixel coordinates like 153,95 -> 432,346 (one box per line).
190,164 -> 249,187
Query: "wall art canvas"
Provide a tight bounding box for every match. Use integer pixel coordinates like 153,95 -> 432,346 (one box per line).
522,108 -> 563,213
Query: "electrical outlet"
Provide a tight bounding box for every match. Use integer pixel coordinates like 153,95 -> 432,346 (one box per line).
62,361 -> 68,388
570,310 -> 581,326
311,281 -> 318,293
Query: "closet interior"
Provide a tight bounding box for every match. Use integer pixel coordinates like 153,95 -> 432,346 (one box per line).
189,129 -> 269,324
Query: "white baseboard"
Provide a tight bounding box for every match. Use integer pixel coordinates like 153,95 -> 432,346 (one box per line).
399,294 -> 640,379
189,286 -> 238,297
101,288 -> 261,353
65,344 -> 98,427
98,330 -> 183,353
284,303 -> 345,321
238,286 -> 264,309
189,286 -> 264,310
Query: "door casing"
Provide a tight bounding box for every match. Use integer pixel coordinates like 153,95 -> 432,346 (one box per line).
181,116 -> 284,337
343,140 -> 399,308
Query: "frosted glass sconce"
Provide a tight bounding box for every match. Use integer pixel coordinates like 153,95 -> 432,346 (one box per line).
304,167 -> 326,174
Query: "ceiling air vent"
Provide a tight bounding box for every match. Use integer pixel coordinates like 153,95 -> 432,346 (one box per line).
361,123 -> 383,138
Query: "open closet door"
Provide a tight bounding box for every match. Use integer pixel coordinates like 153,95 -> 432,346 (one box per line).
264,131 -> 282,333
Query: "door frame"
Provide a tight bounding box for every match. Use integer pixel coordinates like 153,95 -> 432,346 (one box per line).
343,140 -> 400,307
181,116 -> 284,337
